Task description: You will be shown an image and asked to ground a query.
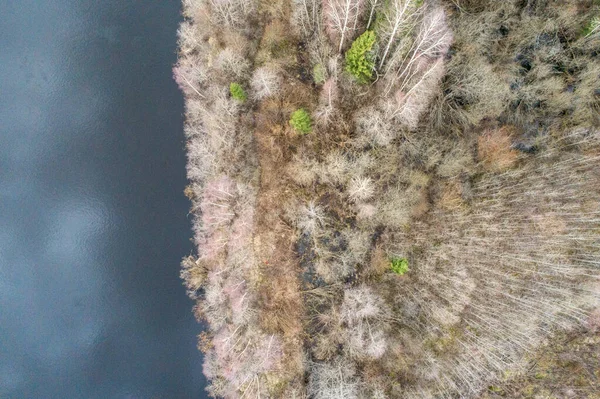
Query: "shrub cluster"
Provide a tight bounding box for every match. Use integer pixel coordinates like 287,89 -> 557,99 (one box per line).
389,257 -> 408,275
289,108 -> 312,134
229,82 -> 247,102
344,30 -> 376,83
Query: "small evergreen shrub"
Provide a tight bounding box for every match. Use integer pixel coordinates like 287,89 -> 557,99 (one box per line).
345,30 -> 377,84
313,63 -> 327,84
390,257 -> 409,275
290,108 -> 312,134
229,82 -> 247,102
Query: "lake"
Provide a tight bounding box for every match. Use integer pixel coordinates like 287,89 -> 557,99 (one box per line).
0,0 -> 206,397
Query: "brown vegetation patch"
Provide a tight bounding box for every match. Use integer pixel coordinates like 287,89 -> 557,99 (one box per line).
363,246 -> 390,280
478,126 -> 520,172
438,180 -> 466,211
478,330 -> 600,399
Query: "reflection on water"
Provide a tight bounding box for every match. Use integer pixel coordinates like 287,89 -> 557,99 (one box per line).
0,0 -> 206,397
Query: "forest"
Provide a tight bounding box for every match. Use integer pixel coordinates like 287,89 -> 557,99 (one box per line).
175,0 -> 600,397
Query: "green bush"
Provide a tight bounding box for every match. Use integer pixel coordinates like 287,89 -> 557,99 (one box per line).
290,108 -> 312,134
313,63 -> 327,84
345,30 -> 377,84
229,82 -> 247,102
390,257 -> 409,275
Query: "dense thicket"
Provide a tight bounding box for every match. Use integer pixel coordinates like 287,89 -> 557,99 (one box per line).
177,0 -> 600,397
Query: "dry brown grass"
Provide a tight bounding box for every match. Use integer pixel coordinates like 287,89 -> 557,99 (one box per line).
438,180 -> 465,211
477,126 -> 520,172
256,19 -> 296,65
477,329 -> 600,399
258,267 -> 303,337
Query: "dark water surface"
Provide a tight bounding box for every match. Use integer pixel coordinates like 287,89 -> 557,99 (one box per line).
0,1 -> 206,397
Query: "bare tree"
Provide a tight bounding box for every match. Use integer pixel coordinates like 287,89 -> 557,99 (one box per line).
291,0 -> 321,37
177,21 -> 203,55
186,134 -> 216,183
200,271 -> 229,329
340,285 -> 390,360
383,5 -> 452,95
315,78 -> 339,126
378,6 -> 452,128
354,106 -> 396,146
208,0 -> 257,28
180,256 -> 208,299
195,175 -> 236,258
297,201 -> 328,233
308,357 -> 361,399
320,150 -> 350,185
227,203 -> 254,258
323,0 -> 366,52
197,87 -> 239,156
250,66 -> 281,100
214,48 -> 250,80
366,0 -> 380,29
377,0 -> 420,69
341,285 -> 386,322
384,57 -> 446,129
173,55 -> 207,99
347,176 -> 375,202
208,326 -> 284,398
